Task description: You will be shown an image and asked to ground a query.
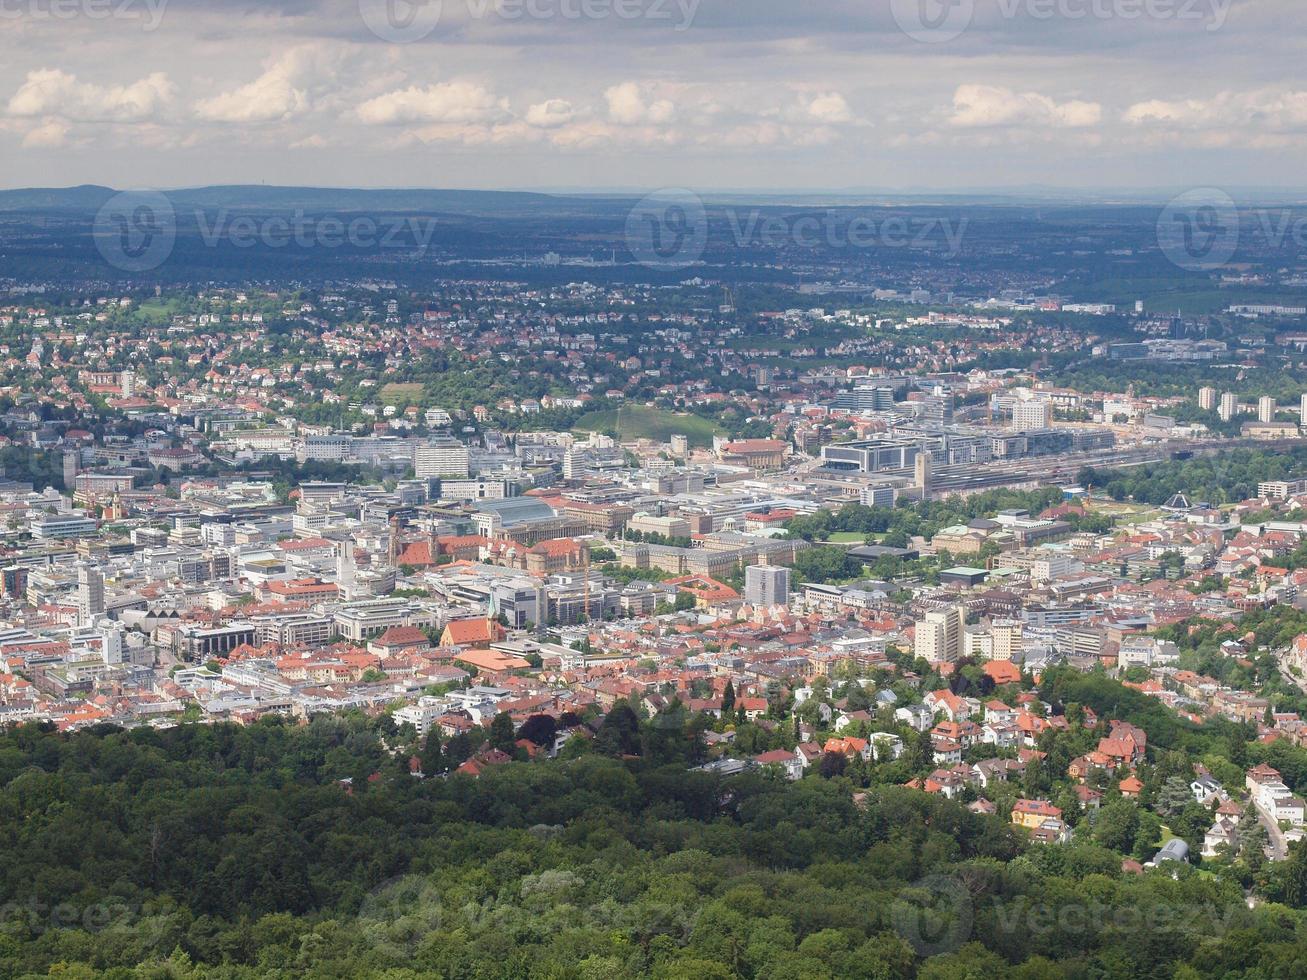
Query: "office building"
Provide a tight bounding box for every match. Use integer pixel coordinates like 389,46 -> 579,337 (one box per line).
414,439 -> 470,479
77,565 -> 105,626
1218,393 -> 1238,422
915,606 -> 963,664
745,565 -> 791,608
1012,400 -> 1053,431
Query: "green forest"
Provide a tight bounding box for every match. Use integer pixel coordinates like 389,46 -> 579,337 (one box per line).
1,716 -> 1307,979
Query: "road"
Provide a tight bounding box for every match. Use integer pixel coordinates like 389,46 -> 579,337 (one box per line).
1254,801 -> 1290,861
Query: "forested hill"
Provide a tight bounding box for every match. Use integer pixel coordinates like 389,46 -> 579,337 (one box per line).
0,717 -> 1305,978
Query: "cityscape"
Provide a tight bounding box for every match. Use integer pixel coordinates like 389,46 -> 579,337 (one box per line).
4,0 -> 1307,977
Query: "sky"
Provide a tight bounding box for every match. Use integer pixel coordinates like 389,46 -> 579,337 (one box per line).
0,0 -> 1304,192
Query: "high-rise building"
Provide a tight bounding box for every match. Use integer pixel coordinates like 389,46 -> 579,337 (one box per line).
670,434 -> 689,457
100,622 -> 125,665
915,453 -> 932,499
744,565 -> 791,608
1299,393 -> 1307,422
413,438 -> 470,479
1198,387 -> 1217,411
62,450 -> 79,490
1012,400 -> 1053,431
991,620 -> 1023,662
1258,396 -> 1278,424
915,606 -> 964,664
77,564 -> 105,626
1218,392 -> 1238,422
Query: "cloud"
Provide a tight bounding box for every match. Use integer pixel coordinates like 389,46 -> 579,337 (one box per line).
949,84 -> 1102,129
1124,89 -> 1307,132
605,82 -> 675,125
7,69 -> 175,123
21,119 -> 71,149
525,99 -> 576,129
356,82 -> 511,125
193,47 -> 338,124
805,92 -> 852,124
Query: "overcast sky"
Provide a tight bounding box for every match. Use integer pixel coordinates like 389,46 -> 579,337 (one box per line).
0,0 -> 1303,192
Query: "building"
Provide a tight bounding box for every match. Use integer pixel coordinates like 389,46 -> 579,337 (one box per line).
1198,387 -> 1217,411
31,513 -> 98,540
915,606 -> 964,664
1012,400 -> 1053,431
744,565 -> 791,607
859,484 -> 896,508
77,565 -> 105,626
1258,396 -> 1278,424
1219,392 -> 1238,422
414,439 -> 471,479
915,452 -> 932,498
717,439 -> 788,471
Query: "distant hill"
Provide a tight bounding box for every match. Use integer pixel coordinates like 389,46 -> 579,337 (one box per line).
0,184 -> 633,217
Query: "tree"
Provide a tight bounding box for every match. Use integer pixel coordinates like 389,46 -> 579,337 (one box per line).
596,702 -> 642,757
1094,799 -> 1141,854
721,680 -> 736,714
819,751 -> 847,779
419,730 -> 442,774
518,713 -> 557,748
488,712 -> 518,754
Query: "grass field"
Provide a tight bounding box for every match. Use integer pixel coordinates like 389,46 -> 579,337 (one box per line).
827,532 -> 868,543
379,383 -> 425,406
573,406 -> 724,447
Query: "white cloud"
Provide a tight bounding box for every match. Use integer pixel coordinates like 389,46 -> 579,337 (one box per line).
193,47 -> 338,124
356,82 -> 511,126
525,99 -> 576,129
1124,89 -> 1307,131
605,82 -> 675,125
7,69 -> 175,123
21,119 -> 71,149
805,92 -> 852,124
949,84 -> 1102,129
